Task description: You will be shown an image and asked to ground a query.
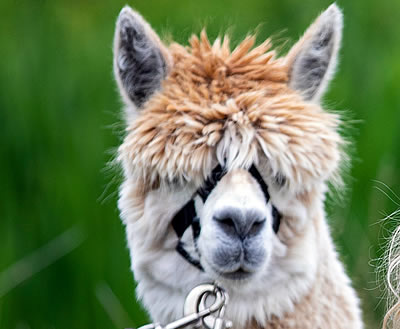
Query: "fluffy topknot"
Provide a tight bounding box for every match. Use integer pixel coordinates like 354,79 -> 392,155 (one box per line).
118,31 -> 343,193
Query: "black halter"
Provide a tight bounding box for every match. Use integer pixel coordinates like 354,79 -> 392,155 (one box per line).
171,164 -> 281,271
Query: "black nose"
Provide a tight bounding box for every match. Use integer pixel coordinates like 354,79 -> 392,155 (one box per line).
213,207 -> 266,240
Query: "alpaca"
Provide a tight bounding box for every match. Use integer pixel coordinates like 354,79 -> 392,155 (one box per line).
113,4 -> 363,329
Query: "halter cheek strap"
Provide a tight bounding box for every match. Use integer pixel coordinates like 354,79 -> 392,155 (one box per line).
171,164 -> 281,271
197,164 -> 224,202
171,200 -> 203,271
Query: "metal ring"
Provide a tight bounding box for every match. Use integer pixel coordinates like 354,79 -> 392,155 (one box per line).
183,283 -> 226,329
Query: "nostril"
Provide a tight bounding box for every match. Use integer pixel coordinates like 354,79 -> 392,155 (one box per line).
213,215 -> 237,236
218,217 -> 235,227
213,208 -> 266,239
248,218 -> 266,237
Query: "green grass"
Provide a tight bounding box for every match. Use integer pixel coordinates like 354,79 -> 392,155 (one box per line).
1,0 -> 400,328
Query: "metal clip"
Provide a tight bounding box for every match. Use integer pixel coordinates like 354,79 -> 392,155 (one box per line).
199,289 -> 231,329
183,283 -> 231,329
136,283 -> 231,329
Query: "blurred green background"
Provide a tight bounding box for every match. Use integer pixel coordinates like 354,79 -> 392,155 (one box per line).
1,0 -> 400,328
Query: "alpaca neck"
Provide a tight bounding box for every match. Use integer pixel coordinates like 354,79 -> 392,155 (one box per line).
248,215 -> 363,329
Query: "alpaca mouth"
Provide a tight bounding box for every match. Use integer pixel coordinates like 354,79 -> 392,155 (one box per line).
219,268 -> 253,280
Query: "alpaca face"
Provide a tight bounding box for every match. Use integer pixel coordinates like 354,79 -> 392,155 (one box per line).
196,168 -> 274,281
114,4 -> 345,325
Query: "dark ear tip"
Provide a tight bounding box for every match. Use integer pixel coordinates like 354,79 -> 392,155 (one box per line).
116,6 -> 148,46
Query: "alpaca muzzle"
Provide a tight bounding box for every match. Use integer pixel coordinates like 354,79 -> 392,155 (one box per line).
171,164 -> 281,271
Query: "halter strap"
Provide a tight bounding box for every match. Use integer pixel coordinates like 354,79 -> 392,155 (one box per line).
171,164 -> 281,271
197,164 -> 225,203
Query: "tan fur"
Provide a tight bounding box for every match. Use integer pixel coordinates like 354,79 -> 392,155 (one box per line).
250,211 -> 361,329
119,32 -> 343,194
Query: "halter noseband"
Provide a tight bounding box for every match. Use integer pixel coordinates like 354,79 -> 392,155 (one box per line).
171,164 -> 281,271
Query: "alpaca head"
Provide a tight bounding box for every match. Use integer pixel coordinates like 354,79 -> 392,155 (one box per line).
114,4 -> 345,325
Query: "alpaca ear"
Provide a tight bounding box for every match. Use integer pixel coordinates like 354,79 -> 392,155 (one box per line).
285,4 -> 343,102
113,6 -> 172,109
